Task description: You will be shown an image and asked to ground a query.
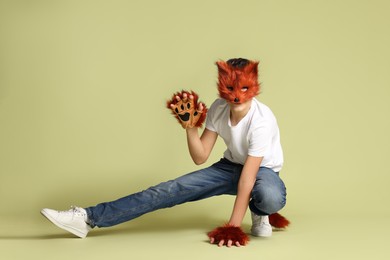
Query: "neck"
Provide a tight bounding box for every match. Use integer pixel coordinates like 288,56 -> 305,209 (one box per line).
229,99 -> 252,126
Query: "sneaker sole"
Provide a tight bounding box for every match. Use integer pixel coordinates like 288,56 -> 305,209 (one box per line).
251,232 -> 272,237
41,209 -> 89,238
251,228 -> 272,237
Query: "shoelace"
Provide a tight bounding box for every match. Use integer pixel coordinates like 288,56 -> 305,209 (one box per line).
72,206 -> 91,224
68,206 -> 87,217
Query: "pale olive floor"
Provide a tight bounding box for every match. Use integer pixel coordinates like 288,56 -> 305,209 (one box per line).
1,206 -> 389,260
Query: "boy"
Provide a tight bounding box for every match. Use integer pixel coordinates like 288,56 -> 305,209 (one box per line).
41,58 -> 287,247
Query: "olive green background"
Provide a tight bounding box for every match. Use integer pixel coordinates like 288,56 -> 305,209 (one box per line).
1,0 -> 389,259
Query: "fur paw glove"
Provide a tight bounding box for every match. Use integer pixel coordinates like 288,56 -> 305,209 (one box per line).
208,224 -> 250,246
167,90 -> 207,129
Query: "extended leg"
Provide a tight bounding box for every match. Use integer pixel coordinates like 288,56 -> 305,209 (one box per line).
86,160 -> 240,227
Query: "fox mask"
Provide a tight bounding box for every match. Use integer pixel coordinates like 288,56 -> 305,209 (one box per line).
216,58 -> 260,104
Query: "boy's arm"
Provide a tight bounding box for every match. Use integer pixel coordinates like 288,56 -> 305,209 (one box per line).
186,128 -> 218,165
228,155 -> 263,226
167,90 -> 217,165
209,155 -> 262,247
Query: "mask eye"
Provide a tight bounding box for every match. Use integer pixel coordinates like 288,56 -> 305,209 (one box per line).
227,86 -> 234,91
241,86 -> 249,92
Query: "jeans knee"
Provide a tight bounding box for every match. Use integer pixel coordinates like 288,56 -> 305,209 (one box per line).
250,186 -> 286,215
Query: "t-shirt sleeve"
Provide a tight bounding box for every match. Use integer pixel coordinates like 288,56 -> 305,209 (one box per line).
205,100 -> 218,132
248,121 -> 272,157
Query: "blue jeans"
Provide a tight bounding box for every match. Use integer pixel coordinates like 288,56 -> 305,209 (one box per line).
85,158 -> 287,228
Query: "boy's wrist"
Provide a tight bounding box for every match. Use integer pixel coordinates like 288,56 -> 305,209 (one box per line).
228,219 -> 242,227
186,127 -> 198,135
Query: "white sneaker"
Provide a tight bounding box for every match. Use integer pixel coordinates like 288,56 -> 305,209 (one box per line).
41,206 -> 92,238
251,212 -> 272,237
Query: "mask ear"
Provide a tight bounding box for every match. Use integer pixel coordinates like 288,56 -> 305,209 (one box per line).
244,61 -> 259,77
216,61 -> 230,76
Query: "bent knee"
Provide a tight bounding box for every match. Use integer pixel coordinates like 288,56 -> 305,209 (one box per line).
251,187 -> 286,214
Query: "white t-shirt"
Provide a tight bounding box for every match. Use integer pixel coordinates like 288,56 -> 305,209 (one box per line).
205,98 -> 284,172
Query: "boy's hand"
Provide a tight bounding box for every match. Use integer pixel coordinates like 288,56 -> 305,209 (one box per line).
167,90 -> 207,129
208,224 -> 249,247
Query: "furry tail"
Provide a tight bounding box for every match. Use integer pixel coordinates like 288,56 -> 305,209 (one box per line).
269,213 -> 290,228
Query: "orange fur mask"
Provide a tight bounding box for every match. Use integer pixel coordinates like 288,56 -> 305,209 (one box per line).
216,58 -> 260,104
